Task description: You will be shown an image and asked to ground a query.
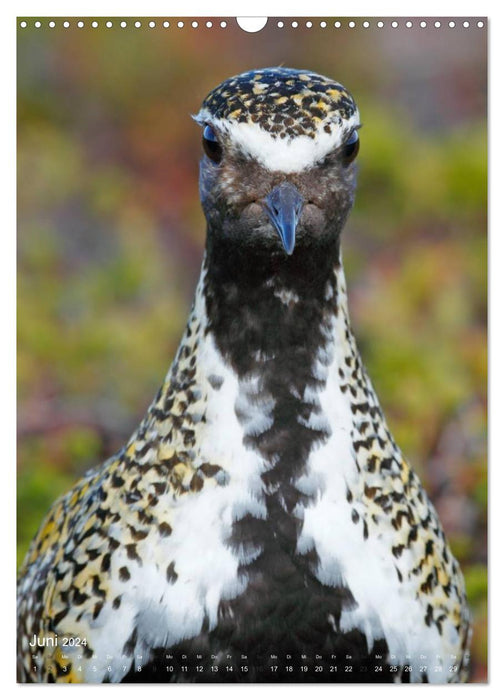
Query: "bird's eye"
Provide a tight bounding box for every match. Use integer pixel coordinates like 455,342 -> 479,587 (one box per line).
202,125 -> 223,164
341,129 -> 360,166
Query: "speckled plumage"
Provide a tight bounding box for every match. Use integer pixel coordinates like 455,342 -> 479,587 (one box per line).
200,68 -> 356,139
17,68 -> 471,683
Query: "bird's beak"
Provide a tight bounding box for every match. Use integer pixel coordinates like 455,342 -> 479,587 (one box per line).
263,182 -> 304,256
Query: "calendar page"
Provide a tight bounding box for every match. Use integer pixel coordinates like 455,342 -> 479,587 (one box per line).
16,16 -> 487,683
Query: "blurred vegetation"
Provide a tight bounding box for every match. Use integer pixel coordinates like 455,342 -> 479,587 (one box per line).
17,19 -> 487,680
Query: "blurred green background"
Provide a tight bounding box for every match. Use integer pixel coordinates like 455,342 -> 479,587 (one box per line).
17,18 -> 487,680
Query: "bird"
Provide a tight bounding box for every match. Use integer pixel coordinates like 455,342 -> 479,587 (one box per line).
17,67 -> 471,684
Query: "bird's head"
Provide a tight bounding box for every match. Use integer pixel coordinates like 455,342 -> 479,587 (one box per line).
194,67 -> 361,259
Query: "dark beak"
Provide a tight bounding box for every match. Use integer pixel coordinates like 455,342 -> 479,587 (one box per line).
263,182 -> 304,255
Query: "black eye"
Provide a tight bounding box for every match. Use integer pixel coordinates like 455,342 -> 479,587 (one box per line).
341,129 -> 360,166
202,124 -> 223,164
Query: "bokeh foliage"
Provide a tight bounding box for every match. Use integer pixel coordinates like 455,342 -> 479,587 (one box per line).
17,19 -> 487,680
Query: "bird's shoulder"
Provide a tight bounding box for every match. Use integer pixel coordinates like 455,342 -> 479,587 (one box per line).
16,352 -> 232,676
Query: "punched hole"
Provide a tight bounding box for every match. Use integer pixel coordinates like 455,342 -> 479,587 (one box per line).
237,17 -> 267,32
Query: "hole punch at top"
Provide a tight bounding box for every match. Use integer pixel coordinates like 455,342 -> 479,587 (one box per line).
236,17 -> 268,33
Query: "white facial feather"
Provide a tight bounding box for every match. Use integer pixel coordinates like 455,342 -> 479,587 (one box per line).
195,108 -> 360,173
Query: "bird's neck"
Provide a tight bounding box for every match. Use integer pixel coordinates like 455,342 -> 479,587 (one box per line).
135,241 -> 395,525
202,238 -> 350,379
140,240 -> 383,470
159,242 -> 372,493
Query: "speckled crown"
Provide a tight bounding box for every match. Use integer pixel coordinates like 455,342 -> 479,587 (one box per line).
200,68 -> 357,140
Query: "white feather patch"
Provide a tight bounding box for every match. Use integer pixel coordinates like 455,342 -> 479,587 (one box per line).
196,108 -> 361,173
298,272 -> 450,681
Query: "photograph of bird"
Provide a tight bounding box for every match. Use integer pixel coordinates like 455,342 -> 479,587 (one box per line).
17,67 -> 471,683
